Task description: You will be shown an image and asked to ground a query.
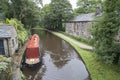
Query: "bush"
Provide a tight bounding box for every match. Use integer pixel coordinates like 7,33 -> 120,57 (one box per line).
0,56 -> 12,80
6,18 -> 28,45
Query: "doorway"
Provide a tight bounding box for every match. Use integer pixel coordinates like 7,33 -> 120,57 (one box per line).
0,40 -> 5,55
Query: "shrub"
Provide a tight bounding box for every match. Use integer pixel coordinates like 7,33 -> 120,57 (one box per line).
6,19 -> 28,45
0,56 -> 12,80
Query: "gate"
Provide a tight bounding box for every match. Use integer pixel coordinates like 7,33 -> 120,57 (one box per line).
0,40 -> 5,55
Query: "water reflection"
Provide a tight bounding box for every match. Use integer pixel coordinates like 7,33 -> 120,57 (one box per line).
22,30 -> 90,80
50,40 -> 78,69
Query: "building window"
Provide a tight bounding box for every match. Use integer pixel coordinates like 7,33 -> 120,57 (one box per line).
12,39 -> 14,47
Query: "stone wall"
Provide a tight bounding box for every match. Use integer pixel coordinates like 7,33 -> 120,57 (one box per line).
65,21 -> 92,38
10,27 -> 18,56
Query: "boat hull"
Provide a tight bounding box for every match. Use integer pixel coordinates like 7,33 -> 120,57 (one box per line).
25,34 -> 41,65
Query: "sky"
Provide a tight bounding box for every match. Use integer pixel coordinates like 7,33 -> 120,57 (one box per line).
43,0 -> 77,9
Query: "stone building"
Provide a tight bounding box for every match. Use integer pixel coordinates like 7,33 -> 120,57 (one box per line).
65,13 -> 120,42
65,13 -> 95,38
0,25 -> 18,56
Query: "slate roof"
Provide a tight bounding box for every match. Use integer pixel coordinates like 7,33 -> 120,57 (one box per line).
71,13 -> 95,22
0,25 -> 16,38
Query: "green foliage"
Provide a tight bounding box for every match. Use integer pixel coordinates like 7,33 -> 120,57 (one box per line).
0,0 -> 41,28
6,19 -> 28,45
74,0 -> 103,15
40,0 -> 73,31
0,62 -> 8,72
0,56 -> 12,80
0,56 -> 11,63
0,0 -> 12,20
19,0 -> 41,28
92,0 -> 120,64
0,55 -> 11,73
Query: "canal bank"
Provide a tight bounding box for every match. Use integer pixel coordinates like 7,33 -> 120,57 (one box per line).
51,31 -> 120,80
12,41 -> 28,80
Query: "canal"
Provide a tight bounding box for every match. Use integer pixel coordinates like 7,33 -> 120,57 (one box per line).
22,30 -> 90,80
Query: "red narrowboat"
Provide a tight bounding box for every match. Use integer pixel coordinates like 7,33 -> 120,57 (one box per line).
25,34 -> 41,65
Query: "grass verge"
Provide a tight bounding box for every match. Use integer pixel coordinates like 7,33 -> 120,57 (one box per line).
52,32 -> 120,80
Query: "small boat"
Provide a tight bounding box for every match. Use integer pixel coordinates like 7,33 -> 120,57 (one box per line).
25,34 -> 41,65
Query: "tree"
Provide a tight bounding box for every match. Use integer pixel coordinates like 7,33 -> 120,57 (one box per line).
40,0 -> 73,31
10,0 -> 41,28
53,0 -> 73,30
0,0 -> 12,20
74,0 -> 102,15
92,0 -> 120,64
21,0 -> 41,28
0,0 -> 41,28
39,4 -> 54,29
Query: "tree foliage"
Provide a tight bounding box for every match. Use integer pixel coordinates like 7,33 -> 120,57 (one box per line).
6,19 -> 28,45
74,0 -> 103,15
0,0 -> 41,28
0,0 -> 12,20
92,0 -> 120,64
0,0 -> 73,31
40,0 -> 73,31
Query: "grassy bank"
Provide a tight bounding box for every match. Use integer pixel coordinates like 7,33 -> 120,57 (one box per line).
52,32 -> 120,80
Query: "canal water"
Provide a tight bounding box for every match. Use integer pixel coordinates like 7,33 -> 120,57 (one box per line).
22,30 -> 90,80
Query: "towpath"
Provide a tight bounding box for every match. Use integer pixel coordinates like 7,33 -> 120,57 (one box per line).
52,32 -> 93,50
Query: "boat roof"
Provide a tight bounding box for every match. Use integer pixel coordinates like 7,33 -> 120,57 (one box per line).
27,34 -> 39,48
